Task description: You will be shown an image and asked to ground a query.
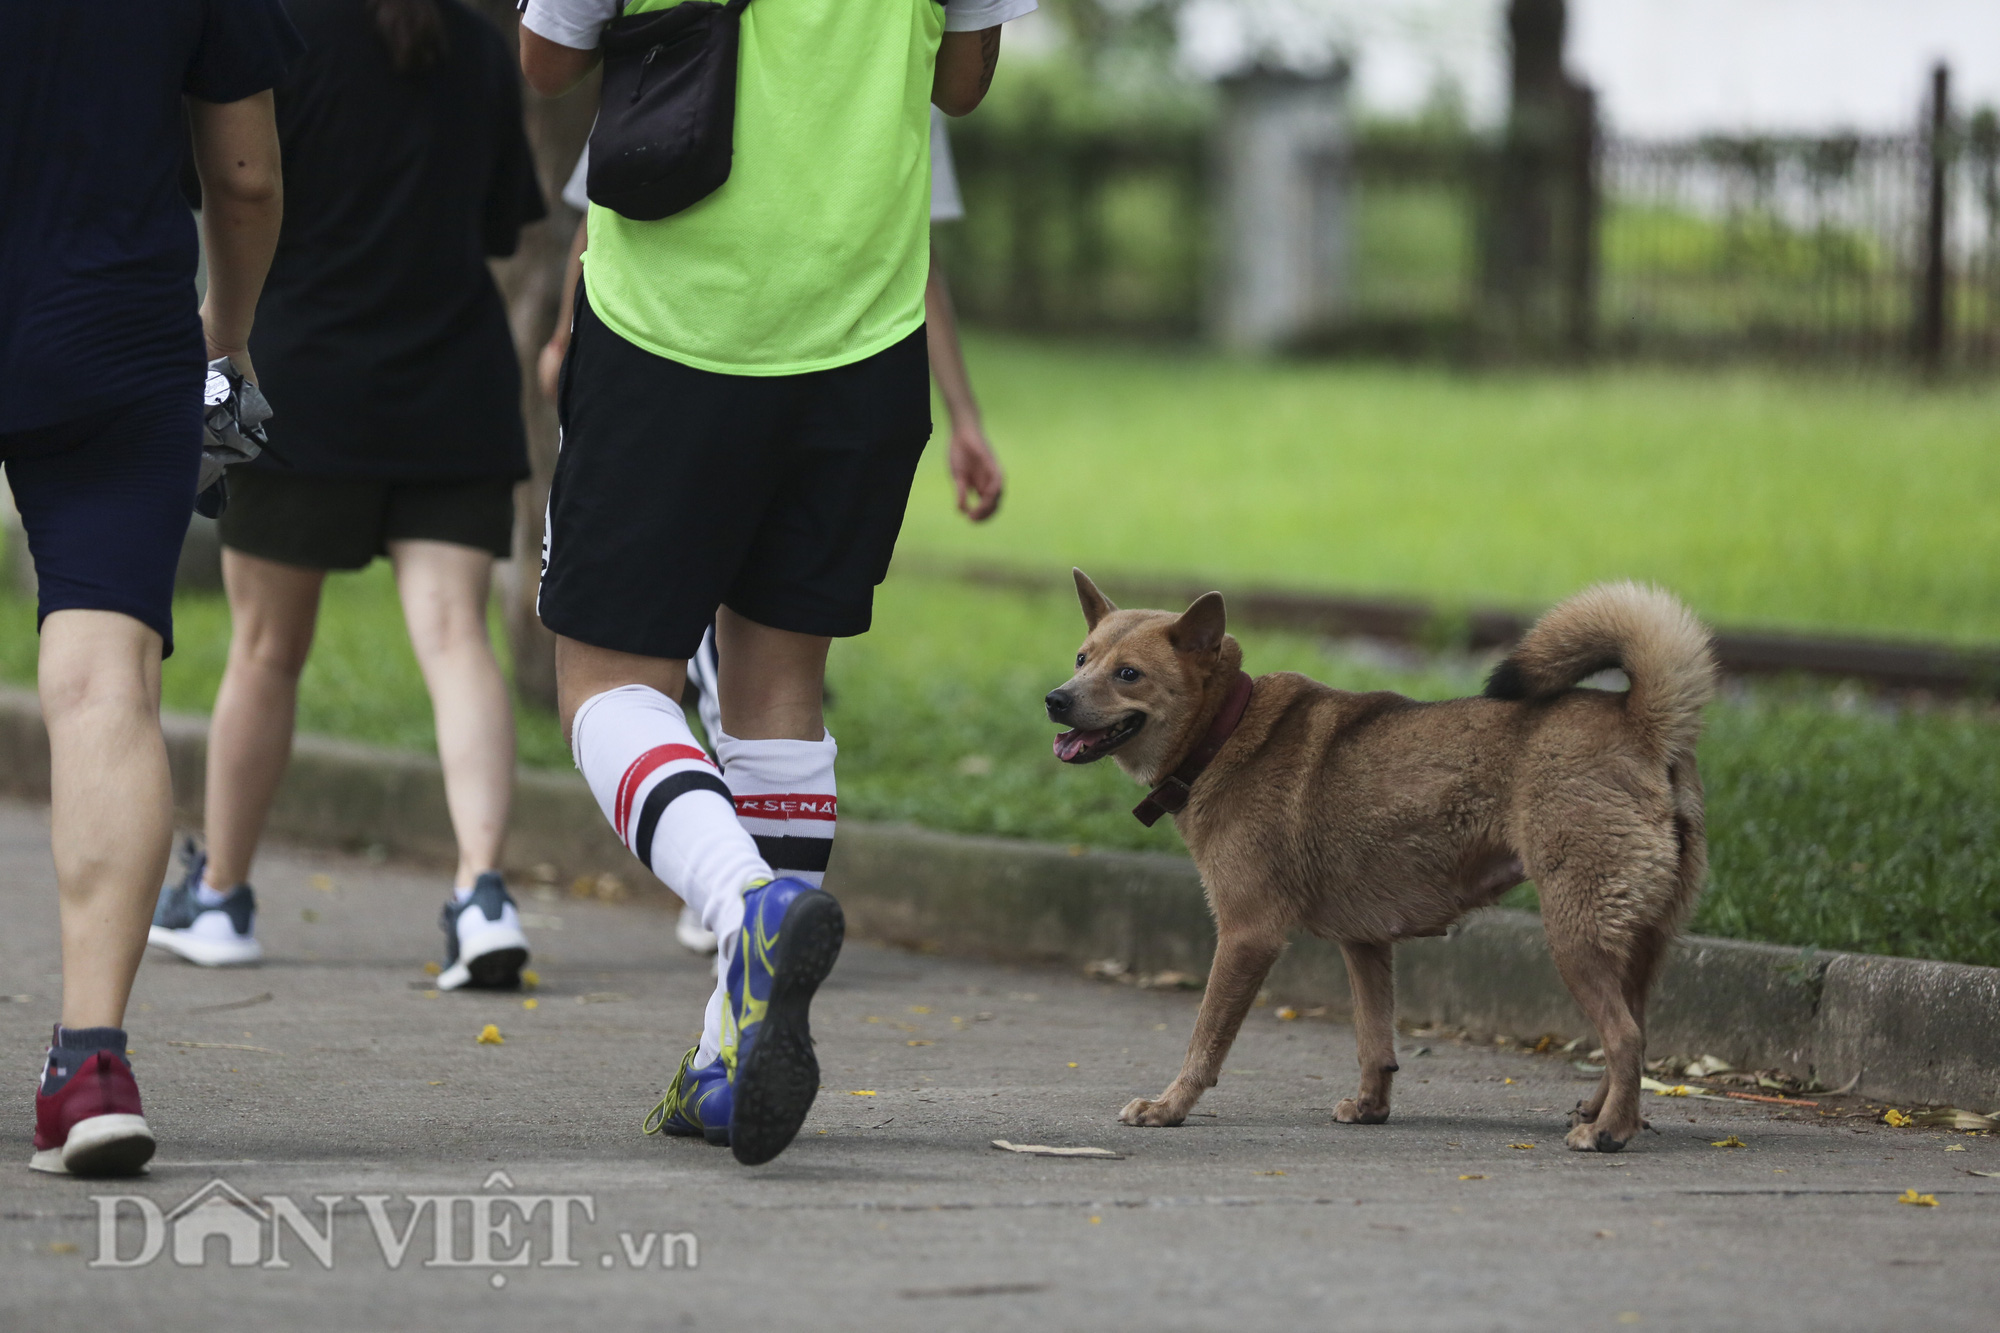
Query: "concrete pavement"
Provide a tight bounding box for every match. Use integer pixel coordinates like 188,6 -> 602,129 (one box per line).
2,797 -> 1994,1332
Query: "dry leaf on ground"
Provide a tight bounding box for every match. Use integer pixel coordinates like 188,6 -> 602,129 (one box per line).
1710,1136 -> 1747,1148
1896,1189 -> 1939,1207
1913,1108 -> 1998,1132
991,1140 -> 1122,1159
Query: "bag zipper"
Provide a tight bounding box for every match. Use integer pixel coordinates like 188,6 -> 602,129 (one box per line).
633,44 -> 663,102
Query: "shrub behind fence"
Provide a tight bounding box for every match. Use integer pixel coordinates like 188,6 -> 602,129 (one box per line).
940,89 -> 2000,368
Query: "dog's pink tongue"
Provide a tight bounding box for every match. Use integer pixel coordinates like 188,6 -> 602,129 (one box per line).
1053,728 -> 1104,762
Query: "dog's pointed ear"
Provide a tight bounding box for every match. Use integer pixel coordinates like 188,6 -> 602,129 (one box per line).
1074,568 -> 1116,630
1170,591 -> 1227,655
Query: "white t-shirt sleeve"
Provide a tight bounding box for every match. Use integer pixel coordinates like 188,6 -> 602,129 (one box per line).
562,143 -> 591,213
943,0 -> 1037,34
928,107 -> 963,223
521,0 -> 619,51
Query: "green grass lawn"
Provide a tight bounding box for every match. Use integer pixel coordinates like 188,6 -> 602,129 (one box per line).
1,349 -> 1994,967
900,335 -> 2000,645
4,563 -> 1992,968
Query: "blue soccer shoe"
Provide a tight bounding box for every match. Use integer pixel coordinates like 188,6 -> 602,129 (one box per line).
722,877 -> 844,1165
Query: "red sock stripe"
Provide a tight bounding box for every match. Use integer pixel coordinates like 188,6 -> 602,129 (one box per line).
614,745 -> 716,843
731,793 -> 837,821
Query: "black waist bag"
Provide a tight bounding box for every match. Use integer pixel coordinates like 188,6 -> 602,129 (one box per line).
588,0 -> 753,221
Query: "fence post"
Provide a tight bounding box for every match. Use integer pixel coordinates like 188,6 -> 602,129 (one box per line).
1917,61 -> 1951,370
1561,81 -> 1599,355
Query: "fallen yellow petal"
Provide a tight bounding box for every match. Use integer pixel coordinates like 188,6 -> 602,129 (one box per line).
522,998 -> 538,1010
849,1090 -> 877,1096
1945,1144 -> 1967,1152
1710,1136 -> 1747,1148
1884,1109 -> 1914,1128
1659,1085 -> 1692,1097
1509,1143 -> 1536,1150
1253,1169 -> 1286,1176
1088,1216 -> 1101,1225
1276,1007 -> 1299,1021
1459,1174 -> 1487,1180
1068,1062 -> 1079,1068
908,1005 -> 932,1015
423,989 -> 440,1000
1897,1188 -> 1939,1207
423,962 -> 442,977
1503,1077 -> 1515,1085
521,969 -> 540,988
428,1080 -> 444,1086
477,1024 -> 503,1045
906,1039 -> 931,1046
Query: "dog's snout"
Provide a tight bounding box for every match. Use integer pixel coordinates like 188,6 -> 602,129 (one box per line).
1045,689 -> 1073,720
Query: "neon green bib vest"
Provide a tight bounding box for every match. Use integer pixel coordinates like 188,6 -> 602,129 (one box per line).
583,0 -> 944,375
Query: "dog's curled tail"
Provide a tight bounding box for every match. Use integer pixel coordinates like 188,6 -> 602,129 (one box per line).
1483,581 -> 1716,761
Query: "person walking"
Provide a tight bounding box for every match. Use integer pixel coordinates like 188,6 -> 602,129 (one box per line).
519,0 -> 1032,1165
147,0 -> 548,993
2,0 -> 300,1174
535,105 -> 1006,957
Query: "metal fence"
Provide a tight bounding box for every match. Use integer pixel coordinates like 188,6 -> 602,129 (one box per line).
939,99 -> 2000,369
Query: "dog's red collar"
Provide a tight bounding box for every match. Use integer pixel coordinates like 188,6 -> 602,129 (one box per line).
1133,670 -> 1255,827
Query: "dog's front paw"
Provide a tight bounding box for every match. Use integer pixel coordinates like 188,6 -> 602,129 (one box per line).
1565,1121 -> 1629,1153
1119,1097 -> 1186,1127
1333,1097 -> 1391,1125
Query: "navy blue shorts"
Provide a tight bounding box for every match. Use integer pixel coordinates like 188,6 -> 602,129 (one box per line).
1,390 -> 201,656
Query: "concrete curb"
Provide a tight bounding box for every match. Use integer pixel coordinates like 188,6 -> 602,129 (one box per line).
2,687 -> 1992,1110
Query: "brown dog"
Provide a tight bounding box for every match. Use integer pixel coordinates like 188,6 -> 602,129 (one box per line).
1045,571 -> 1715,1152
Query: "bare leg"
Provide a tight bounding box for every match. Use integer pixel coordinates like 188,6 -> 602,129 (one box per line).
1120,927 -> 1284,1127
713,606 -> 830,742
389,540 -> 513,887
42,611 -> 172,1029
203,550 -> 324,889
1334,940 -> 1398,1124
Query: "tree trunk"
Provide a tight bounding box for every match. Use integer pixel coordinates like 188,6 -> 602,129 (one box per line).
472,1 -> 597,714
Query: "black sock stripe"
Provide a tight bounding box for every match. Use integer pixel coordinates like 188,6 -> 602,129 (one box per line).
633,771 -> 735,873
752,834 -> 834,874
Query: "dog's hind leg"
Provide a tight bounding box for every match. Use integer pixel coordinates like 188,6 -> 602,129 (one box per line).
1334,941 -> 1396,1124
1569,919 -> 1670,1130
1540,897 -> 1650,1153
1120,927 -> 1283,1128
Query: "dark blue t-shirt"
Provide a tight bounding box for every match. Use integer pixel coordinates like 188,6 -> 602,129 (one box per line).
0,0 -> 303,433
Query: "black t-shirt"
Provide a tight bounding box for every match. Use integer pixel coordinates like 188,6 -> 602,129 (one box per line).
249,0 -> 546,479
0,0 -> 303,433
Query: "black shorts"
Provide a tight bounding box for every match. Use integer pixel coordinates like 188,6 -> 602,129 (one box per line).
539,288 -> 931,660
218,469 -> 516,570
1,389 -> 203,655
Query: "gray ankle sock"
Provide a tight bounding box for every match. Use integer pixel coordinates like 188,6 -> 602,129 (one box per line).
42,1025 -> 129,1095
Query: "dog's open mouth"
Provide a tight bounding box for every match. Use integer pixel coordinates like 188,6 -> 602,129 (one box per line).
1053,711 -> 1145,764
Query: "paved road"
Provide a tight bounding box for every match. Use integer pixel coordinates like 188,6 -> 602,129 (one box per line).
1,798 -> 1994,1331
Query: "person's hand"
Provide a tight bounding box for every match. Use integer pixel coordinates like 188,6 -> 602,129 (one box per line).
948,420 -> 1004,522
201,305 -> 258,384
538,333 -> 568,402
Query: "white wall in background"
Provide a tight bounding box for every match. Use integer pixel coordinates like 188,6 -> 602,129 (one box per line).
1173,0 -> 2000,135
1571,0 -> 2000,136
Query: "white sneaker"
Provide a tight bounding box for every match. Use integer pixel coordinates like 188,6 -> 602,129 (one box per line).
675,903 -> 718,955
149,851 -> 262,967
437,872 -> 530,990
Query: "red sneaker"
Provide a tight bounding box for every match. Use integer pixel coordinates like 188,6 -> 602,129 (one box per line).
31,1044 -> 155,1176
